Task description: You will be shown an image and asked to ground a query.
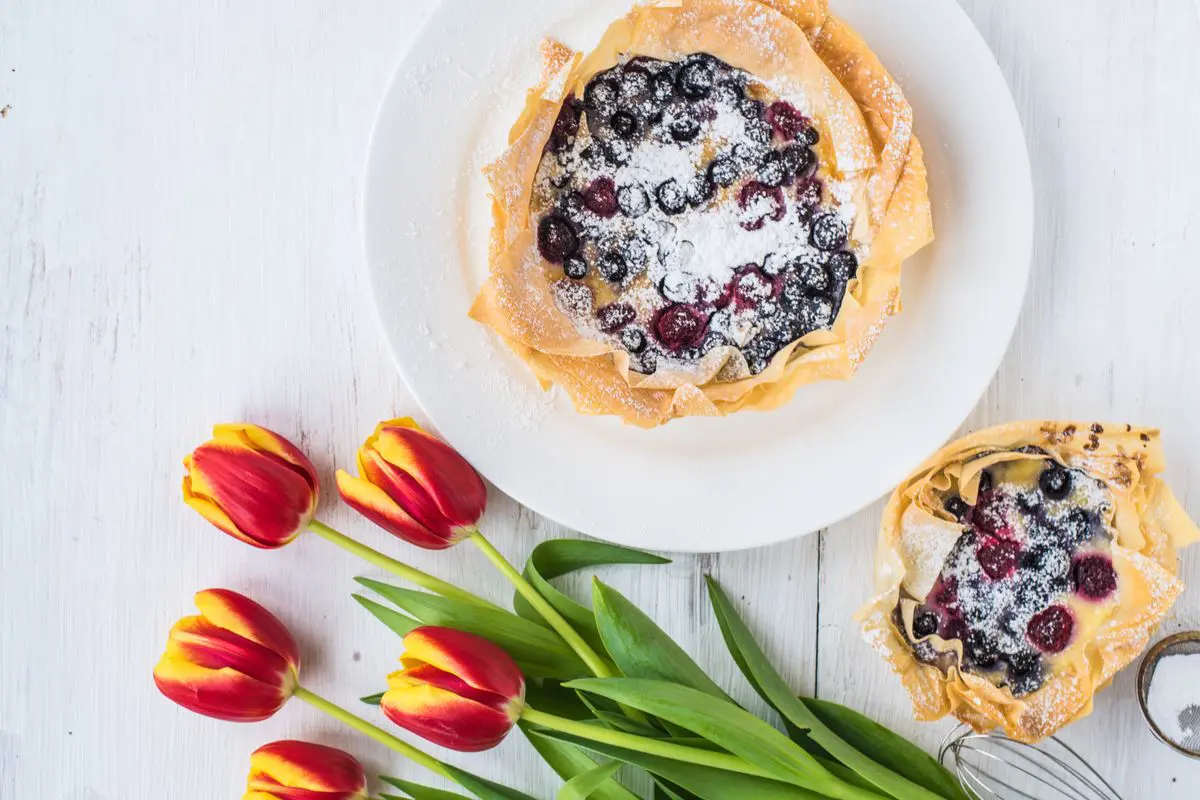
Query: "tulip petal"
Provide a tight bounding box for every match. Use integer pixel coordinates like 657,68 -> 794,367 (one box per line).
370,419 -> 487,529
154,655 -> 292,722
335,470 -> 454,550
403,627 -> 524,703
358,448 -> 458,541
195,589 -> 301,672
381,681 -> 517,752
214,424 -> 320,491
188,443 -> 316,548
182,470 -> 255,544
248,740 -> 367,799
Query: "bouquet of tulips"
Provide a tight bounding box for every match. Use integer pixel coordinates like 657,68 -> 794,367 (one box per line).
155,419 -> 970,800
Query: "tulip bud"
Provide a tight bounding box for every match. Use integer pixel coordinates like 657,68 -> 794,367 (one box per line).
381,626 -> 525,752
243,740 -> 368,800
183,423 -> 319,549
336,418 -> 487,550
154,589 -> 300,722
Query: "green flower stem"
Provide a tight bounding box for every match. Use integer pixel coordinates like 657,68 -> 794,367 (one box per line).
468,530 -> 615,679
308,520 -> 503,612
521,707 -> 774,778
294,686 -> 451,780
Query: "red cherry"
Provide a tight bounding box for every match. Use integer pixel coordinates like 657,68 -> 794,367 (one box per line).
1027,605 -> 1074,653
929,577 -> 959,615
737,182 -> 785,231
765,101 -> 810,140
1071,554 -> 1117,601
583,176 -> 619,218
652,304 -> 708,351
977,538 -> 1021,580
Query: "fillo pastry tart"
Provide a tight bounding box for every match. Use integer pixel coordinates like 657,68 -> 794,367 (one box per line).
470,0 -> 933,427
858,421 -> 1200,743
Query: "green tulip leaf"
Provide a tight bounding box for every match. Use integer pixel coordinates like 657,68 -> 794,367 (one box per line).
521,722 -> 640,800
525,679 -> 594,721
359,691 -> 384,706
565,678 -> 838,793
355,579 -> 586,678
652,781 -> 695,800
705,577 -> 966,800
556,760 -> 624,800
441,764 -> 542,800
591,580 -> 728,700
528,730 -> 826,800
514,540 -> 670,652
577,693 -> 666,737
380,775 -> 472,799
354,594 -> 422,638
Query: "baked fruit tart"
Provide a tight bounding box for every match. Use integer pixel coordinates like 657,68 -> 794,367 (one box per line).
470,0 -> 933,427
859,421 -> 1199,742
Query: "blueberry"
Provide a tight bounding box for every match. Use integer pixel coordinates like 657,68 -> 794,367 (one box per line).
563,256 -> 588,280
757,152 -> 786,187
795,177 -> 823,218
797,258 -> 831,293
656,179 -> 689,215
912,609 -> 939,638
598,251 -> 628,283
1021,544 -> 1070,577
1063,507 -> 1099,546
707,156 -> 740,188
685,174 -> 715,207
828,251 -> 858,281
669,114 -> 701,142
1039,464 -> 1072,500
616,67 -> 652,107
536,216 -> 579,264
945,495 -> 970,520
801,125 -> 820,146
548,96 -> 583,152
676,55 -> 717,100
597,302 -> 635,333
780,144 -> 814,180
637,349 -> 659,375
1008,650 -> 1040,677
978,470 -> 994,494
652,72 -> 676,104
610,111 -> 638,139
620,328 -> 647,353
743,335 -> 780,374
737,97 -> 765,120
809,213 -> 848,251
617,185 -> 651,218
1016,492 -> 1042,514
584,77 -> 619,116
965,630 -> 1000,669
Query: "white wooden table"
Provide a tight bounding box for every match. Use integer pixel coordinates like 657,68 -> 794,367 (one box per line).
3,1 -> 1199,797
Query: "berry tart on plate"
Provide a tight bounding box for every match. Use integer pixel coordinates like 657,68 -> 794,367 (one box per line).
470,0 -> 933,427
859,421 -> 1200,742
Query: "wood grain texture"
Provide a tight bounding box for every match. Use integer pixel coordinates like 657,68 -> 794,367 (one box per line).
0,0 -> 1196,797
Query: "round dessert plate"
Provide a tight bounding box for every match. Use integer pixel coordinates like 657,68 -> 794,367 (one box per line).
363,0 -> 1033,552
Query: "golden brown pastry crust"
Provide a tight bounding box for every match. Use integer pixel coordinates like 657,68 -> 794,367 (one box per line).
858,421 -> 1200,742
470,0 -> 933,427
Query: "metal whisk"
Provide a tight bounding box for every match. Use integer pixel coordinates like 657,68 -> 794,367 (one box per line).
938,725 -> 1124,800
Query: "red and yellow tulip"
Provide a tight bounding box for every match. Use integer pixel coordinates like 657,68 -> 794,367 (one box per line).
244,740 -> 368,800
154,589 -> 300,722
183,423 -> 319,549
381,626 -> 525,752
336,418 -> 487,550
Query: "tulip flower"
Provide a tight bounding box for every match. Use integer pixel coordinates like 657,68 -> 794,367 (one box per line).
182,423 -> 500,611
153,589 -> 301,722
339,418 -> 615,679
381,626 -> 525,752
336,418 -> 487,550
184,424 -> 319,549
244,740 -> 368,800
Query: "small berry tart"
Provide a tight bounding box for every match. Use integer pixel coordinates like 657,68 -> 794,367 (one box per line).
470,0 -> 933,427
859,421 -> 1200,742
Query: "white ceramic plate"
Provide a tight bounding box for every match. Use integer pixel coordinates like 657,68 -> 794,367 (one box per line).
363,0 -> 1032,553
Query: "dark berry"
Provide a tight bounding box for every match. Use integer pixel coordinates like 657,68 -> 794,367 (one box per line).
1021,544 -> 1071,578
616,67 -> 653,108
1071,554 -> 1117,601
707,155 -> 740,188
676,56 -> 717,99
669,114 -> 701,142
549,96 -> 582,152
795,177 -> 823,217
977,470 -> 994,494
582,177 -> 619,217
686,174 -> 715,207
656,179 -> 688,215
1016,491 -> 1042,514
620,328 -> 647,353
652,73 -> 676,104
828,251 -> 858,281
738,182 -> 786,231
940,617 -> 969,643
965,630 -> 1000,668
637,349 -> 659,375
797,258 -> 831,293
617,185 -> 651,218
809,212 -> 848,251
757,152 -> 786,187
945,495 -> 970,520
1039,464 -> 1072,500
728,266 -> 775,309
1063,508 -> 1099,546
597,303 -> 635,333
563,256 -> 588,280
1027,604 -> 1074,653
536,216 -> 578,264
978,538 -> 1021,580
912,609 -> 939,638
780,144 -> 814,180
930,577 -> 959,614
598,251 -> 628,283
1008,650 -> 1040,677
610,111 -> 638,139
743,335 -> 780,374
971,490 -> 1012,537
765,101 -> 809,140
738,97 -> 765,121
713,80 -> 744,105
584,78 -> 619,116
801,125 -> 820,146
653,304 -> 708,351
560,190 -> 587,220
